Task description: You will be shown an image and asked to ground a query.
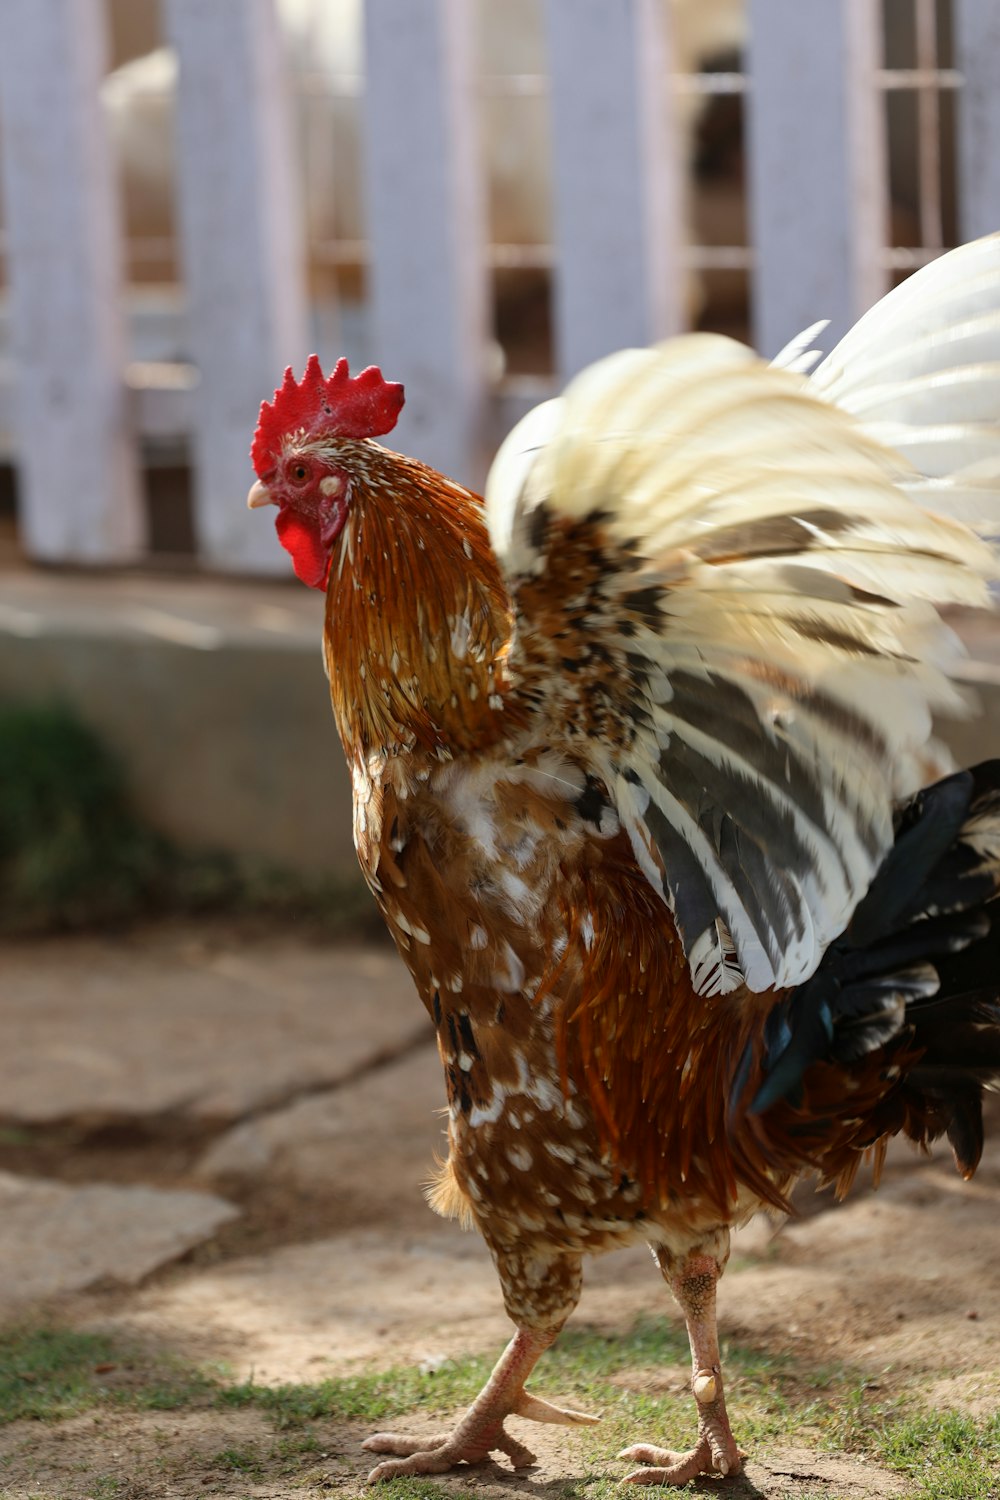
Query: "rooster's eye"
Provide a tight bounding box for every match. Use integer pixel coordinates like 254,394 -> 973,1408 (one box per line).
290,462 -> 310,484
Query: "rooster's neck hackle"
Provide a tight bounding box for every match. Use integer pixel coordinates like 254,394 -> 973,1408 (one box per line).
324,444 -> 515,760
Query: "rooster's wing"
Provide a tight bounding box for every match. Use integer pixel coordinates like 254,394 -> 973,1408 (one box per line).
486,284 -> 999,999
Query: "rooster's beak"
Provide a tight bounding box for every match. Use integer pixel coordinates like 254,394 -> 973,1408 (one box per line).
247,479 -> 275,509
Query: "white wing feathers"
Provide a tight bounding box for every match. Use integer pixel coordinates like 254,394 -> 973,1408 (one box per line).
486,295 -> 998,998
811,233 -> 1000,540
771,319 -> 829,376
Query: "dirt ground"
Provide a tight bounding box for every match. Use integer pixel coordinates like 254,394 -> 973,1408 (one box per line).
1,923 -> 999,1500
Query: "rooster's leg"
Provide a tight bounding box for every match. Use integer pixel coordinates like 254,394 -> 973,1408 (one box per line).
364,1324 -> 599,1481
365,1248 -> 595,1481
620,1242 -> 743,1486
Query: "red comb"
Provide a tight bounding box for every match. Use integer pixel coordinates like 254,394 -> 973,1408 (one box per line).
251,355 -> 404,477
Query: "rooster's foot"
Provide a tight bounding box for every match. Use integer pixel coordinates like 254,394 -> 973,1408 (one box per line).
623,1246 -> 745,1485
619,1433 -> 745,1486
364,1393 -> 599,1481
364,1422 -> 537,1480
363,1326 -> 598,1482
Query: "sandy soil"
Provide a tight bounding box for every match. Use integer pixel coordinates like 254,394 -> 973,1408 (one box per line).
2,928 -> 999,1499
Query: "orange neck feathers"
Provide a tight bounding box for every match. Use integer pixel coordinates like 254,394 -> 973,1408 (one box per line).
323,444 -> 514,760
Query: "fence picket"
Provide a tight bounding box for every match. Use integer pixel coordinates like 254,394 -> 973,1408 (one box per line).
362,0 -> 489,485
954,1 -> 1000,241
746,0 -> 888,357
164,0 -> 310,572
543,0 -> 684,380
0,0 -> 143,563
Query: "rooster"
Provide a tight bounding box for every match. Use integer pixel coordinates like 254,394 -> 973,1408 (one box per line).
248,234 -> 1000,1486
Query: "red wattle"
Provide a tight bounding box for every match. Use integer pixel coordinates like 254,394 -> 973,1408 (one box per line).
275,506 -> 332,591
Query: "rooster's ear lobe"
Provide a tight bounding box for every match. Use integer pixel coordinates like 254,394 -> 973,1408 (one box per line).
251,356 -> 405,477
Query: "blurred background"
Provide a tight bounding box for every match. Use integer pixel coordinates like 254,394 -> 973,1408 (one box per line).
0,0 -> 998,903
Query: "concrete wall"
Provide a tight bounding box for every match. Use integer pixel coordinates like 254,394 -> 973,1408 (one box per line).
0,572 -> 356,876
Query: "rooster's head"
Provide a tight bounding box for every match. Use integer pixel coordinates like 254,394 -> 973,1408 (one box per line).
248,355 -> 404,589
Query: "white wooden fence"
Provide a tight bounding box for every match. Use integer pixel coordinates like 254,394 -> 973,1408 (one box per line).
0,0 -> 998,574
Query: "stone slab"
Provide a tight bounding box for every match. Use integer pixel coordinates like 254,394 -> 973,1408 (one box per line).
196,1038 -> 447,1193
0,1170 -> 237,1307
1,928 -> 430,1123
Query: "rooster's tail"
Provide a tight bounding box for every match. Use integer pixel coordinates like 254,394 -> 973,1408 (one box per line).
740,759 -> 1000,1184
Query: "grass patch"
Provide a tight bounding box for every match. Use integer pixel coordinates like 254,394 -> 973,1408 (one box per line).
2,1320 -> 998,1496
220,1352 -> 492,1429
0,1327 -> 121,1423
88,1480 -> 124,1500
0,1326 -> 216,1423
211,1444 -> 264,1475
368,1484 -> 452,1500
0,700 -> 379,937
269,1430 -> 325,1471
871,1408 -> 1000,1499
0,701 -> 168,932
